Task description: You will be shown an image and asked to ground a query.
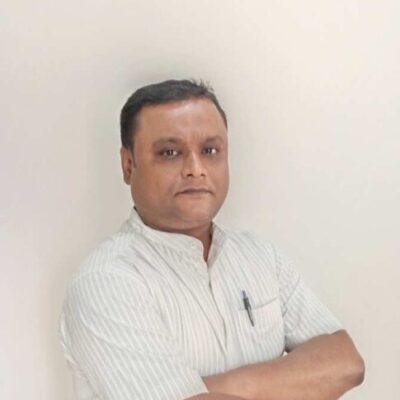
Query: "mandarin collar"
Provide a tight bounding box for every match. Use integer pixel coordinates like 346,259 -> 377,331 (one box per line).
127,206 -> 227,260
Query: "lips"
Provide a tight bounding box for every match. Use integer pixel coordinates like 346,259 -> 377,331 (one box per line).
179,188 -> 211,194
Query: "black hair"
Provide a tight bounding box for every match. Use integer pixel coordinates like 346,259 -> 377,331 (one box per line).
120,79 -> 227,150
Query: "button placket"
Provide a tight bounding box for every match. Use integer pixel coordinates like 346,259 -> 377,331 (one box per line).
208,267 -> 232,360
170,253 -> 228,356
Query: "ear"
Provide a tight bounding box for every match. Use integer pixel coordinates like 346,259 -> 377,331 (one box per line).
120,146 -> 136,185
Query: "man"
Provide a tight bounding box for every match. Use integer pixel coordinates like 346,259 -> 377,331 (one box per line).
59,79 -> 365,400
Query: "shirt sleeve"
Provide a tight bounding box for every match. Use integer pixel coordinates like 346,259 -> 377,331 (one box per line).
272,245 -> 344,352
60,270 -> 209,400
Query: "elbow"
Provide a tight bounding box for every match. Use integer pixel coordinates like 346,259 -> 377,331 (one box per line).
346,353 -> 366,388
334,330 -> 365,389
354,355 -> 366,386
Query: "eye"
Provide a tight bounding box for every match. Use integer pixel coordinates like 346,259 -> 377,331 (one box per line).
160,149 -> 179,158
203,147 -> 218,155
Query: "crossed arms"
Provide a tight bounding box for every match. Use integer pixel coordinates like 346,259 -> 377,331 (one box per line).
190,330 -> 365,400
62,253 -> 365,399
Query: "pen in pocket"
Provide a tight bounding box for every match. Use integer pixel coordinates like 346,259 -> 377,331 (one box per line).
241,290 -> 255,327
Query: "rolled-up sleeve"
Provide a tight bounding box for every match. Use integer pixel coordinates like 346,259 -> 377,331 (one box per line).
60,270 -> 208,400
272,245 -> 343,352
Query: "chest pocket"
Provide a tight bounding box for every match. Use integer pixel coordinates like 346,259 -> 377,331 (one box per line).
234,296 -> 285,363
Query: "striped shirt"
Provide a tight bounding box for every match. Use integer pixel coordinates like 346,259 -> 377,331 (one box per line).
59,207 -> 343,400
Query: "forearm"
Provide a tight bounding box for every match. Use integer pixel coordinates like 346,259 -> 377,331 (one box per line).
188,394 -> 245,400
203,330 -> 365,400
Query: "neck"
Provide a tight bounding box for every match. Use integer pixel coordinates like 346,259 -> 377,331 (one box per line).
134,206 -> 212,262
197,227 -> 212,262
169,223 -> 213,262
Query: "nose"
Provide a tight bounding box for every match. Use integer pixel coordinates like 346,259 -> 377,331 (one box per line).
181,152 -> 206,178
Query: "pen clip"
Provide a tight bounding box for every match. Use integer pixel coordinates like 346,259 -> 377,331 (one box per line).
241,290 -> 255,327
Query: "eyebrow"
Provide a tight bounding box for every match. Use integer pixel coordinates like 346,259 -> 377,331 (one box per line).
152,135 -> 224,148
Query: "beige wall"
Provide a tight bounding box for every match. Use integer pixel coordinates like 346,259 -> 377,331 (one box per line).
1,1 -> 399,399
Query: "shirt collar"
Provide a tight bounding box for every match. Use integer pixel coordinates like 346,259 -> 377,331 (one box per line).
127,206 -> 227,260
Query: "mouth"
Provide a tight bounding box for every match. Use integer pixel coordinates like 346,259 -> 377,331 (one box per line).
178,189 -> 212,195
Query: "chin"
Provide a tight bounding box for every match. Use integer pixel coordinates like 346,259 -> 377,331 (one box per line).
178,208 -> 214,224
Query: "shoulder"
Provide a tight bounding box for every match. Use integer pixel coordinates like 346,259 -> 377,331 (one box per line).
60,233 -> 156,348
221,226 -> 296,277
218,226 -> 281,273
65,221 -> 155,308
59,229 -> 157,360
223,226 -> 276,258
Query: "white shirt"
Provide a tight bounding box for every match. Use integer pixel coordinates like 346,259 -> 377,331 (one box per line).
59,207 -> 343,400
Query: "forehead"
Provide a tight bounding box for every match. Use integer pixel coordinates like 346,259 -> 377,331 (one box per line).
135,98 -> 227,144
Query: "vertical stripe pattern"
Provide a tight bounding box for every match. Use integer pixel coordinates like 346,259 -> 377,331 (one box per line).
59,207 -> 343,400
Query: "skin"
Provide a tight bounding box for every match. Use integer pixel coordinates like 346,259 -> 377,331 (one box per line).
120,96 -> 365,399
120,98 -> 229,261
200,329 -> 365,400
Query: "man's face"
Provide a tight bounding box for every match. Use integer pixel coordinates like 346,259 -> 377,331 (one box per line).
120,98 -> 229,232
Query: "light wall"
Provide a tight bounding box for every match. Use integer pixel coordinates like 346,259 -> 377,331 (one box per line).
1,1 -> 399,399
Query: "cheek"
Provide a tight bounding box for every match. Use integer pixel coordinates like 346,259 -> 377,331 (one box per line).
213,161 -> 229,182
150,167 -> 181,194
217,167 -> 230,198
